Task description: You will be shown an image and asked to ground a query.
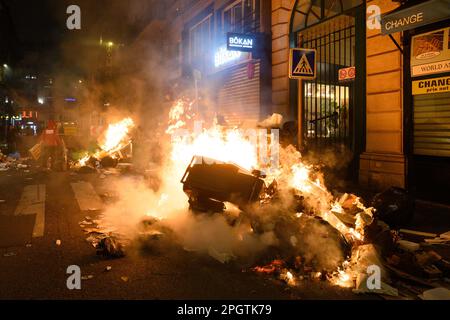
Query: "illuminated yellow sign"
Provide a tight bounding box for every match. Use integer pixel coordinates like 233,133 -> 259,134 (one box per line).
63,124 -> 78,135
412,76 -> 450,95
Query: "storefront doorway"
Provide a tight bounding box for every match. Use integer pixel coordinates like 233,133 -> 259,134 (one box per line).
405,22 -> 450,204
290,0 -> 366,181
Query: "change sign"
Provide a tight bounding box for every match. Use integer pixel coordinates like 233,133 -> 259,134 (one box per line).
289,48 -> 316,80
412,76 -> 450,95
381,0 -> 450,35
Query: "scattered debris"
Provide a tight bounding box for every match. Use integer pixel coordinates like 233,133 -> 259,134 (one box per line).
105,266 -> 112,272
421,231 -> 450,246
77,166 -> 97,174
0,151 -> 32,171
100,156 -> 118,168
3,252 -> 16,257
138,230 -> 165,242
371,187 -> 413,228
253,260 -> 285,275
424,238 -> 450,245
419,287 -> 450,300
397,240 -> 420,252
353,276 -> 399,297
78,213 -> 127,258
121,276 -> 129,282
56,239 -> 61,246
81,275 -> 94,280
440,231 -> 450,240
399,229 -> 437,238
208,247 -> 235,264
96,236 -> 125,258
79,219 -> 94,227
384,264 -> 436,288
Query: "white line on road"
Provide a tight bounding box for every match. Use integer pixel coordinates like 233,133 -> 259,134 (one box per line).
14,184 -> 46,237
70,181 -> 103,211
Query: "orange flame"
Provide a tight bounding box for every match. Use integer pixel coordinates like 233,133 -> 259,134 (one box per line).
76,117 -> 135,167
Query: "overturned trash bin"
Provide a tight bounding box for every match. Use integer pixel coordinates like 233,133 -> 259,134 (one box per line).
181,156 -> 265,213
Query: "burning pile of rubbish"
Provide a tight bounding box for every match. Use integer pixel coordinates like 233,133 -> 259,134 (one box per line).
72,117 -> 135,171
80,99 -> 449,300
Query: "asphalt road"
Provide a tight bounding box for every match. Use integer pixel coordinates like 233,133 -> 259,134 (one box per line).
0,166 -> 374,300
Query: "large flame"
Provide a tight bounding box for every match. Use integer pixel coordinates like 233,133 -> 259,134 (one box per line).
166,99 -> 258,173
171,128 -> 258,171
100,117 -> 134,153
77,117 -> 135,167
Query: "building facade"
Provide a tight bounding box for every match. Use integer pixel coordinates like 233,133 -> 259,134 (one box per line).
0,0 -> 18,146
167,0 -> 272,127
166,0 -> 450,201
272,0 -> 450,203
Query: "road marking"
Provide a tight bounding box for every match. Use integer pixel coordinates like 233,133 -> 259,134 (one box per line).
70,181 -> 103,211
14,184 -> 46,237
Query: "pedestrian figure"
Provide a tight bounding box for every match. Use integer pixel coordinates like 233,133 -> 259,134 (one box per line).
6,125 -> 18,154
40,120 -> 64,170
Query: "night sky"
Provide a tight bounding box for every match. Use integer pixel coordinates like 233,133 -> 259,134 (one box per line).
4,0 -> 159,72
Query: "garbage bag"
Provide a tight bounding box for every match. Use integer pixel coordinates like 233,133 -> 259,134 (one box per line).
96,236 -> 125,258
371,187 -> 414,229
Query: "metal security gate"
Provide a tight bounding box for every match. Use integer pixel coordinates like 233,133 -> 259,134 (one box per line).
298,15 -> 356,153
217,61 -> 261,126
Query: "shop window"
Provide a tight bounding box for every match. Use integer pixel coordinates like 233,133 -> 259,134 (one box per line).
223,0 -> 258,34
189,14 -> 212,70
411,26 -> 450,157
304,83 -> 350,139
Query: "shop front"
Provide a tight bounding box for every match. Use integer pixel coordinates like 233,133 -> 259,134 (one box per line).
211,38 -> 264,127
382,0 -> 450,203
181,0 -> 272,128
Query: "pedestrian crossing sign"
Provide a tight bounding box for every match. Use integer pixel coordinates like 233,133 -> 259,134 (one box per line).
289,48 -> 316,79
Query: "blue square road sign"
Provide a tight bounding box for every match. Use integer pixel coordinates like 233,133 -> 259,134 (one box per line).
289,48 -> 316,80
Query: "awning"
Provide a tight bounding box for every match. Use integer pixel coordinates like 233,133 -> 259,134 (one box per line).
381,0 -> 450,35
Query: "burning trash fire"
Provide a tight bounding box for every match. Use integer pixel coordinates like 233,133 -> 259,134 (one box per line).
76,117 -> 135,168
88,98 -> 448,299
146,98 -> 377,290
